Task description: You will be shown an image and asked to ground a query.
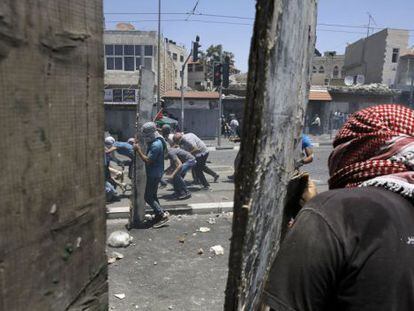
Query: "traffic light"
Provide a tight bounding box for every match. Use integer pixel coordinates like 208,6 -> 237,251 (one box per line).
222,56 -> 230,88
213,63 -> 222,87
192,35 -> 200,62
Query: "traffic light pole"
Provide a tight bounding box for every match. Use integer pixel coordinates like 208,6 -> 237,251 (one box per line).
218,84 -> 223,147
180,52 -> 192,132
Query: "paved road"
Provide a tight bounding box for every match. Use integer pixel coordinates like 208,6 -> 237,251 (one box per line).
106,150 -> 238,210
106,145 -> 332,212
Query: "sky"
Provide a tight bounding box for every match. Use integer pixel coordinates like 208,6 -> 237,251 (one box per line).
104,0 -> 414,73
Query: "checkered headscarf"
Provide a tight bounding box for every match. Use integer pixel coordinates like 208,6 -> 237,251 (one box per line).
328,104 -> 414,190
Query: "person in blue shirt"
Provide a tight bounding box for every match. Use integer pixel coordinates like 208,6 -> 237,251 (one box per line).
134,122 -> 169,228
105,136 -> 134,179
297,134 -> 314,167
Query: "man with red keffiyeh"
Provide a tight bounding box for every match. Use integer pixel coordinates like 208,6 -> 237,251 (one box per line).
263,104 -> 414,311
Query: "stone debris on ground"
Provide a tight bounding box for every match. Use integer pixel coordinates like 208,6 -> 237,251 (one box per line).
144,214 -> 153,221
197,248 -> 204,255
209,245 -> 224,256
107,231 -> 133,248
114,293 -> 126,300
198,227 -> 211,233
108,251 -> 124,264
207,218 -> 216,224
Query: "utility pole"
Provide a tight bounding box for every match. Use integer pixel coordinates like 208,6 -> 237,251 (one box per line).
217,83 -> 223,147
157,0 -> 161,111
180,36 -> 200,132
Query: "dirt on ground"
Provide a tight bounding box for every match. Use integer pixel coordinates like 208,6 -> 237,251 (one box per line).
107,214 -> 233,311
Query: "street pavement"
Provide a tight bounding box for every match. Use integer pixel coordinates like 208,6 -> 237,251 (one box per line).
107,214 -> 232,311
106,149 -> 238,216
106,143 -> 332,216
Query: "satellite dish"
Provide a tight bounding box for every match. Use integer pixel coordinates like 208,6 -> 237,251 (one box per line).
345,76 -> 354,86
356,75 -> 365,85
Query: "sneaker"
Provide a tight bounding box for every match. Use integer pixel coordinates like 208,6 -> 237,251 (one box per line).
214,175 -> 220,183
178,192 -> 191,200
153,212 -> 170,228
200,186 -> 211,191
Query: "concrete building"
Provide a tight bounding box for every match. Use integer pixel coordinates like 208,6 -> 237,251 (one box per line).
162,91 -> 219,138
187,61 -> 212,91
103,24 -> 176,104
311,51 -> 345,86
165,39 -> 188,89
395,53 -> 414,91
343,28 -> 409,87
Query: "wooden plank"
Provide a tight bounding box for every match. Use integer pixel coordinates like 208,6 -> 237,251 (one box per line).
224,0 -> 318,310
0,1 -> 107,309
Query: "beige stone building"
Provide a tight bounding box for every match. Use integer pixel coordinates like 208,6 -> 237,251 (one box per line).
311,51 -> 345,86
103,24 -> 176,104
343,28 -> 409,87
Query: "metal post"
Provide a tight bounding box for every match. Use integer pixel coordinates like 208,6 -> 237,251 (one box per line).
218,85 -> 223,146
157,0 -> 161,111
180,70 -> 185,132
180,52 -> 192,132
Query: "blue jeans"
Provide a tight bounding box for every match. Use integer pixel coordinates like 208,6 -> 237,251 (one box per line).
181,159 -> 196,178
105,181 -> 117,201
145,176 -> 164,215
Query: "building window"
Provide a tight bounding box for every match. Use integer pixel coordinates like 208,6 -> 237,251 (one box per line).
124,45 -> 134,56
324,78 -> 329,85
175,70 -> 178,78
319,66 -> 325,74
188,64 -> 194,71
105,45 -> 114,55
312,66 -> 317,73
341,68 -> 345,77
124,57 -> 134,71
135,45 -> 142,56
122,89 -> 136,102
114,57 -> 123,70
144,45 -> 153,56
333,66 -> 339,78
180,55 -> 184,62
195,82 -> 202,86
136,57 -> 142,70
173,53 -> 178,61
392,48 -> 400,63
195,64 -> 204,72
113,89 -> 123,102
144,58 -> 152,70
106,57 -> 115,70
114,45 -> 123,55
105,88 -> 136,102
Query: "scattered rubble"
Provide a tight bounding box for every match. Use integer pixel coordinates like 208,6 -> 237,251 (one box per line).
144,214 -> 153,221
114,293 -> 126,300
197,248 -> 204,255
328,83 -> 401,96
199,227 -> 210,233
108,251 -> 124,264
210,245 -> 224,256
107,231 -> 133,248
207,218 -> 216,225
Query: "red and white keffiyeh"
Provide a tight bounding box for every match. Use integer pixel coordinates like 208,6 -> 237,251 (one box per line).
328,104 -> 414,199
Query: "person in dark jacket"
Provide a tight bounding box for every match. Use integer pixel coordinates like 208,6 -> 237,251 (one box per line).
264,104 -> 414,311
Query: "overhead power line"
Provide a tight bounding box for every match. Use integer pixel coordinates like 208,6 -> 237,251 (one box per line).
104,12 -> 414,32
